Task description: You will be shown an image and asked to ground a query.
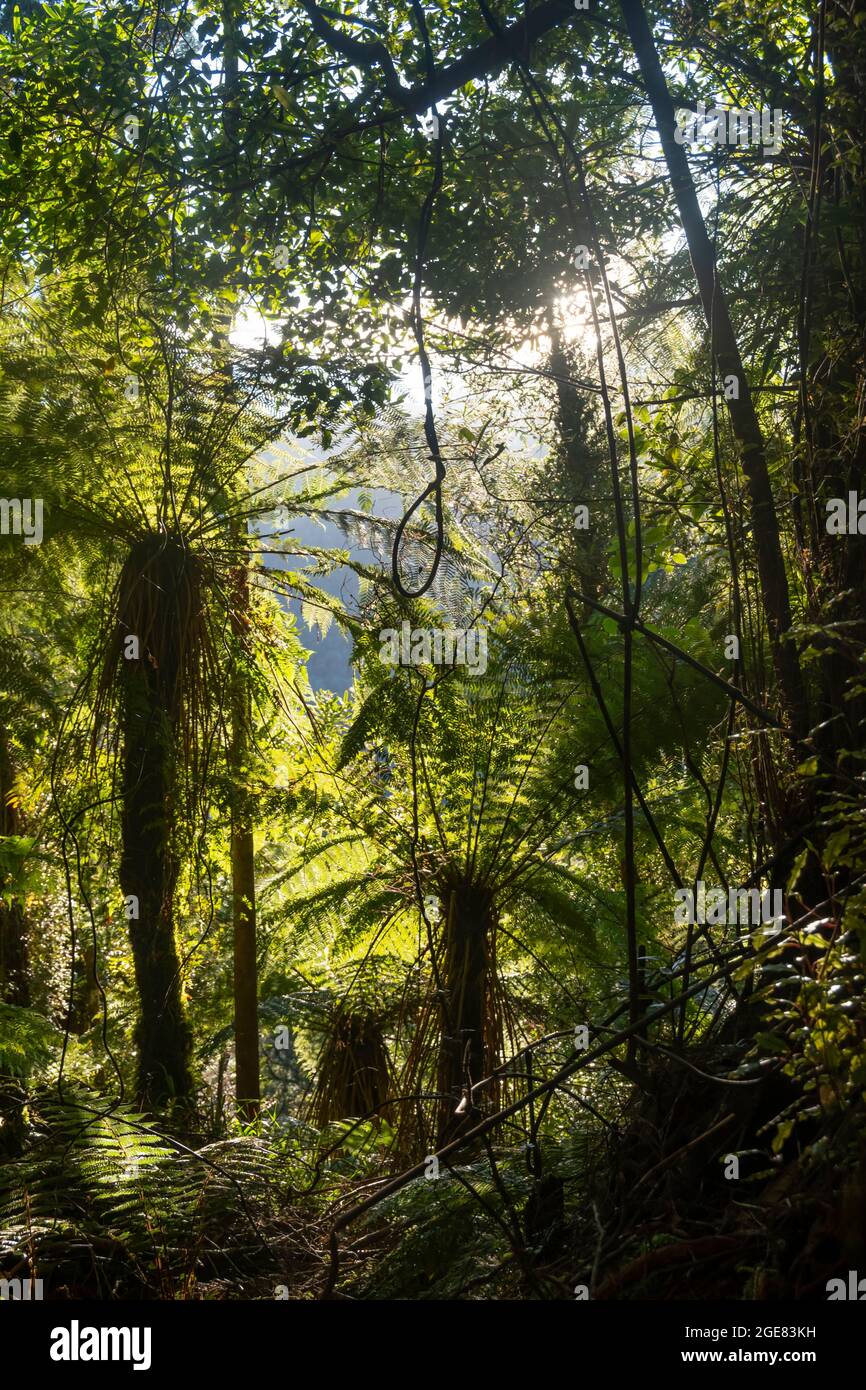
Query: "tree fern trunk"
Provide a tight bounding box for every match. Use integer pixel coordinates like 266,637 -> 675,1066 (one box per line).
436,882 -> 494,1146
118,538 -> 192,1108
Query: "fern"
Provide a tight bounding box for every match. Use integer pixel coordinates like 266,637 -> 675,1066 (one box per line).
0,1005 -> 62,1079
0,1085 -> 301,1296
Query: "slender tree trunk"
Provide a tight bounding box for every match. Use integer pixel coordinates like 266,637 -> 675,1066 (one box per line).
0,730 -> 28,1160
812,0 -> 866,752
229,566 -> 260,1121
619,0 -> 808,741
0,728 -> 29,1007
222,0 -> 261,1120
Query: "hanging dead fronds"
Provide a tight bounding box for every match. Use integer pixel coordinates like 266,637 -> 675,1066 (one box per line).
308,1003 -> 393,1128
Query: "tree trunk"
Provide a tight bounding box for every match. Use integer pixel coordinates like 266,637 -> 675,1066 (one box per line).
118,537 -> 193,1108
619,0 -> 808,741
811,0 -> 866,753
548,312 -> 609,608
221,0 -> 261,1121
0,728 -> 29,1007
229,565 -> 260,1121
436,881 -> 495,1146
